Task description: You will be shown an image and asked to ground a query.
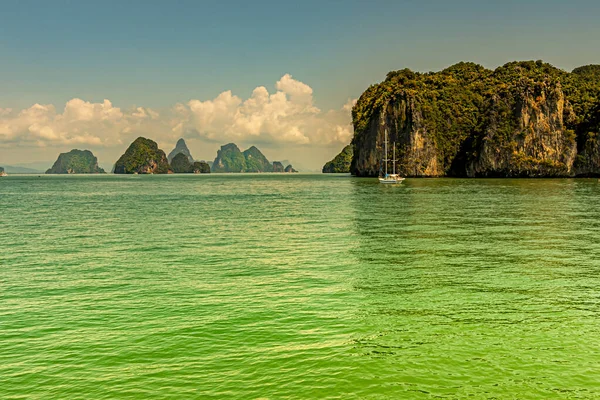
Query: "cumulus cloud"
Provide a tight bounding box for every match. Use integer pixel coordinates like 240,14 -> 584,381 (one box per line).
0,74 -> 354,150
179,74 -> 353,146
0,100 -> 167,148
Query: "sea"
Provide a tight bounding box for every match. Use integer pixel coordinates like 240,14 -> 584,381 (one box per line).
1,174 -> 600,399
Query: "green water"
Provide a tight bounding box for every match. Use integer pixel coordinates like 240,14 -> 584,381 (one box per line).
1,174 -> 600,399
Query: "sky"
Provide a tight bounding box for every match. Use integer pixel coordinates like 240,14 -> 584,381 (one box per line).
1,0 -> 599,170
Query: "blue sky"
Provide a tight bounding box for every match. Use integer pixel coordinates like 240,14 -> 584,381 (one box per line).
1,0 -> 599,169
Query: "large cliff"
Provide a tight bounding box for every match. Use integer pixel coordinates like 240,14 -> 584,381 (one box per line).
575,101 -> 600,176
46,149 -> 105,174
351,61 -> 600,177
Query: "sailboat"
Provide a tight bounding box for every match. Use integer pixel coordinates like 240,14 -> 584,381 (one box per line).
379,129 -> 405,184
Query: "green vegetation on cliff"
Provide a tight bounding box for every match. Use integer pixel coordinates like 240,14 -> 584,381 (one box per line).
212,143 -> 247,172
46,149 -> 105,174
323,145 -> 353,173
570,65 -> 600,122
114,137 -> 172,174
243,146 -> 273,172
211,144 -> 297,172
575,101 -> 600,175
351,60 -> 600,177
171,153 -> 193,173
191,161 -> 211,174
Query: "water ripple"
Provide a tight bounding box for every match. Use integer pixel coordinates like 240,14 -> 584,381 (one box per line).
1,175 -> 600,398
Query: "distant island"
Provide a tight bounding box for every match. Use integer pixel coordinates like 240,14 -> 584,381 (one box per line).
46,149 -> 105,174
168,139 -> 211,173
171,153 -> 211,174
168,138 -> 195,164
0,164 -> 46,174
323,145 -> 353,173
114,137 -> 172,174
349,61 -> 600,177
40,138 -> 300,175
110,138 -> 293,174
212,143 -> 297,173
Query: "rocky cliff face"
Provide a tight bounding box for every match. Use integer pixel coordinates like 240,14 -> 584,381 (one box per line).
466,83 -> 577,177
575,102 -> 600,175
352,96 -> 441,177
114,137 -> 172,174
46,149 -> 105,174
351,61 -> 600,177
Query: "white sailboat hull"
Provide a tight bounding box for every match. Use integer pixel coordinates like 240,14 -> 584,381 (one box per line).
378,176 -> 405,184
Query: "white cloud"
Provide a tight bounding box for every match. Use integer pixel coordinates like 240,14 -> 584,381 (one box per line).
180,74 -> 352,146
63,99 -> 123,122
0,75 -> 354,150
0,100 -> 165,148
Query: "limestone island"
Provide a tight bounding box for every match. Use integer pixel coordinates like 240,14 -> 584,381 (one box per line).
322,145 -> 353,173
171,153 -> 211,173
349,61 -> 600,177
168,138 -> 195,164
114,137 -> 172,174
46,149 -> 105,174
167,138 -> 211,173
212,143 -> 297,173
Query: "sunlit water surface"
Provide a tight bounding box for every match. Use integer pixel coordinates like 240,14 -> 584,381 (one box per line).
1,174 -> 600,399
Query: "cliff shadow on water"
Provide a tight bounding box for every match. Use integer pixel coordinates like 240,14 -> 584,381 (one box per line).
351,61 -> 600,178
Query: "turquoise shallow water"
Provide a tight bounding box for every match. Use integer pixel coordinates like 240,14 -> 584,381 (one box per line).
1,174 -> 600,399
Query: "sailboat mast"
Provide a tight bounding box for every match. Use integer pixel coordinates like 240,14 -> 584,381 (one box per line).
393,143 -> 396,175
384,129 -> 388,176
